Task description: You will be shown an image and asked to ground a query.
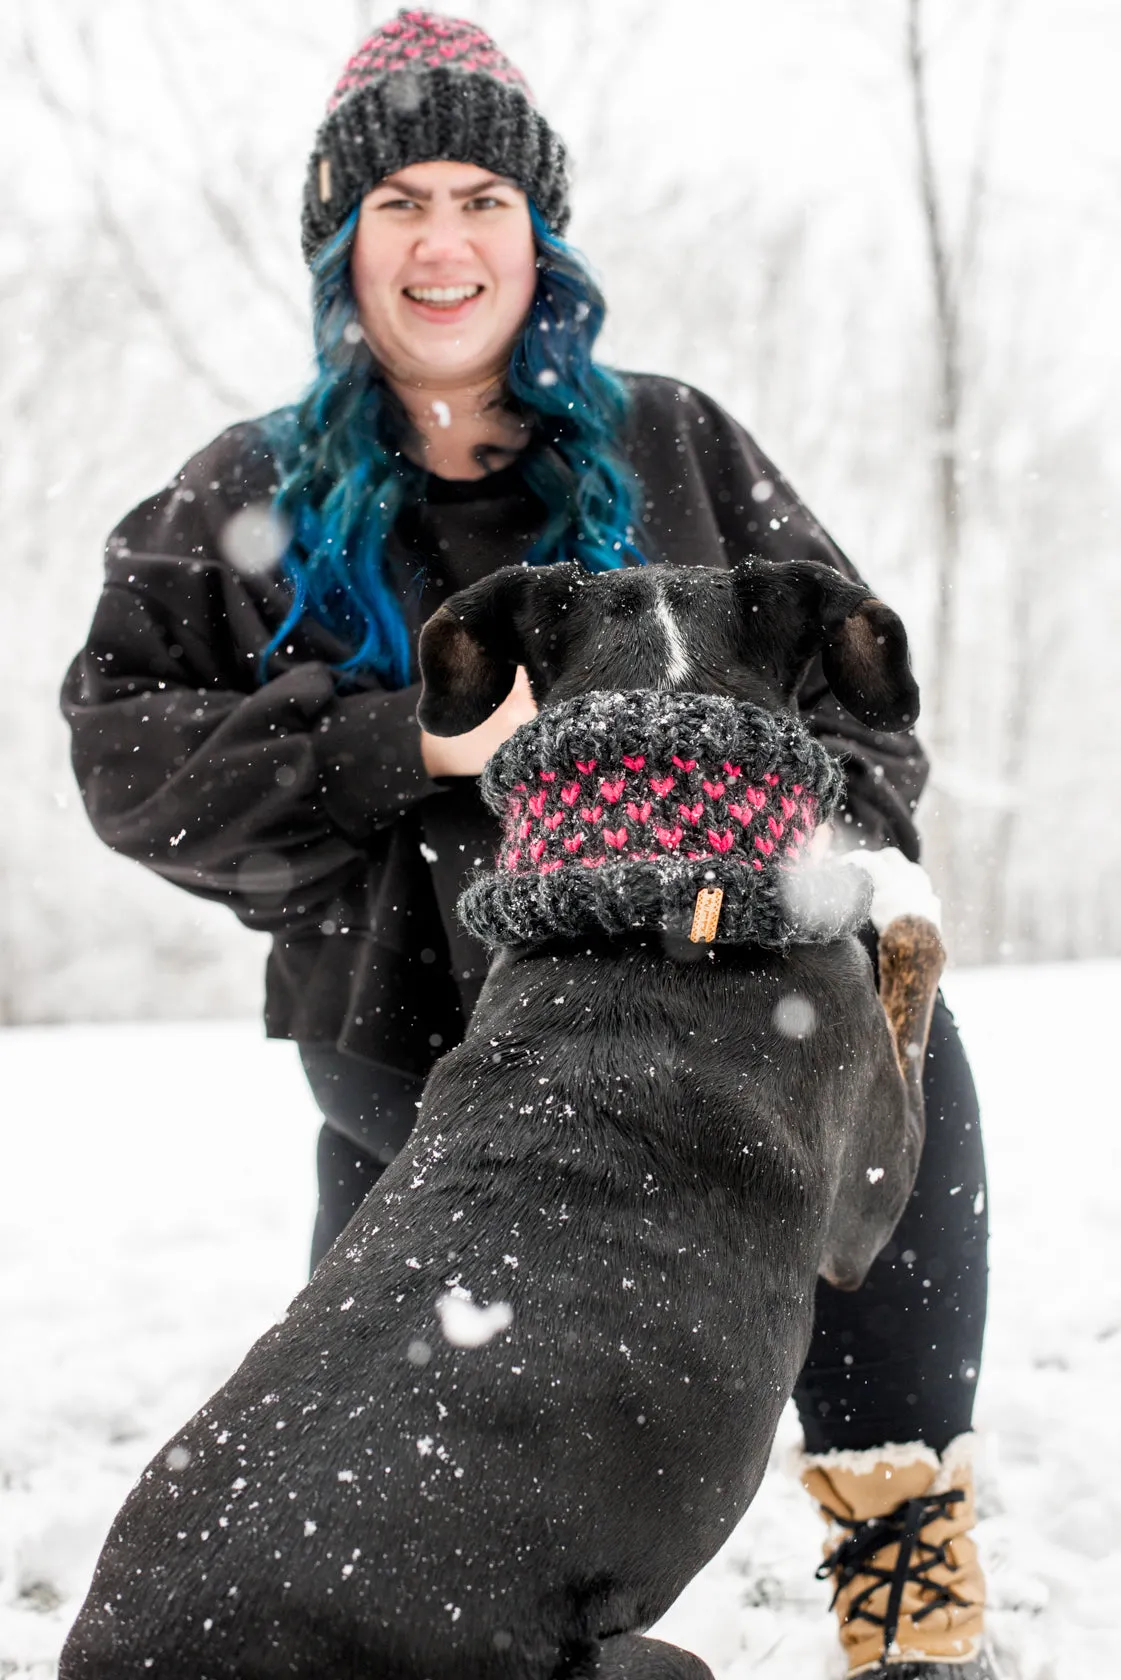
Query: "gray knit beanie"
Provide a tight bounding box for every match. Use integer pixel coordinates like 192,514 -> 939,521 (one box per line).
301,8 -> 571,263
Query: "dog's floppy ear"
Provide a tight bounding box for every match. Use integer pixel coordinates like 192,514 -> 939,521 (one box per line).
417,566 -> 533,735
419,563 -> 577,736
790,560 -> 919,732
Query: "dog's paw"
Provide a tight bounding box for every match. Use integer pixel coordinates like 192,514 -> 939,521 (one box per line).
838,847 -> 942,933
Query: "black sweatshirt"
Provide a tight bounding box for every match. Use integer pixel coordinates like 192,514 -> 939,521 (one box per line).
61,373 -> 928,1077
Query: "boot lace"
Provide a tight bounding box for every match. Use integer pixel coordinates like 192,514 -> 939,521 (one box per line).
816,1489 -> 973,1656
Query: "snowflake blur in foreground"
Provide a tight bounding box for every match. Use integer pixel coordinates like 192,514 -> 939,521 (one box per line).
218,504 -> 291,577
435,1291 -> 514,1349
773,993 -> 817,1039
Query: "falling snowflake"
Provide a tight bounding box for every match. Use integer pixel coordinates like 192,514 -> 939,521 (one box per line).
435,1293 -> 514,1348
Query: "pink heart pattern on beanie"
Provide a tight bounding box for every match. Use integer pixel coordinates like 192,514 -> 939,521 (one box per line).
329,8 -> 532,114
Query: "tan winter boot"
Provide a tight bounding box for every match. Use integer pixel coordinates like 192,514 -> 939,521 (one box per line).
801,1435 -> 995,1677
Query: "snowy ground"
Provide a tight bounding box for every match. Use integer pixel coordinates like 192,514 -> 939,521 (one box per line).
1,963 -> 1118,1678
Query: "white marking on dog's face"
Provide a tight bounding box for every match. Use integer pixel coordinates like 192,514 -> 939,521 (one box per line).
653,582 -> 692,686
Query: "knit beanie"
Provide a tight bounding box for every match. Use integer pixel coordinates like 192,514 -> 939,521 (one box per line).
301,8 -> 571,263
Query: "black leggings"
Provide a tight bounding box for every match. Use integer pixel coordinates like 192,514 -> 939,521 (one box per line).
300,1046 -> 421,1273
300,994 -> 987,1453
793,995 -> 988,1452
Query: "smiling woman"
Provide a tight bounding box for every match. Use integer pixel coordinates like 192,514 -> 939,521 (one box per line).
59,12 -> 991,1676
351,162 -> 539,474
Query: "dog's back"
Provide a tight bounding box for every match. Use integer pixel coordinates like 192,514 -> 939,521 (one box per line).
62,934 -> 899,1680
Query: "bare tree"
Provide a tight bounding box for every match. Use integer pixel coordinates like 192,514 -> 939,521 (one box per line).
15,13 -> 257,412
906,0 -> 1017,758
906,0 -> 964,763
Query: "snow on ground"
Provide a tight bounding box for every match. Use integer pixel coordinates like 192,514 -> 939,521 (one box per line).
1,963 -> 1118,1678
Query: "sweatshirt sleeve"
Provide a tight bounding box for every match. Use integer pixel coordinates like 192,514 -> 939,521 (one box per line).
61,426 -> 444,933
672,383 -> 930,857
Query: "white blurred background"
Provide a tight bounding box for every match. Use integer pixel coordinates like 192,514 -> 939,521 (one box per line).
5,0 -> 1119,1025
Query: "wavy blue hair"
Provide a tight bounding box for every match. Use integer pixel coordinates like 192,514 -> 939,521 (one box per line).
259,203 -> 645,688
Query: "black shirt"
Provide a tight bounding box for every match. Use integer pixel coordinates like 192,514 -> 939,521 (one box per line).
61,373 -> 928,1076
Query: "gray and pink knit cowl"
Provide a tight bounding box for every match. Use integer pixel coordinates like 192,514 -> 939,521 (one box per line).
459,692 -> 872,950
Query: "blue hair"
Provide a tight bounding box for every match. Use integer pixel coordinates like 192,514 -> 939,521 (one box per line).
259,202 -> 644,688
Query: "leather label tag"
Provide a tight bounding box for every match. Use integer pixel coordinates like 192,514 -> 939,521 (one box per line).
689,886 -> 724,943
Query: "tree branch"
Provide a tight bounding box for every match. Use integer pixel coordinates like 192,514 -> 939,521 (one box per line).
906,0 -> 964,760
959,0 -> 1018,290
18,12 -> 255,413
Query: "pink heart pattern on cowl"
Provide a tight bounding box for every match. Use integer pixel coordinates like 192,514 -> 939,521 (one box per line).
487,740 -> 824,883
458,688 -> 866,958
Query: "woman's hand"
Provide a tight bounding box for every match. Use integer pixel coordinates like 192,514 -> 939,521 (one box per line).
419,666 -> 538,777
838,846 -> 943,933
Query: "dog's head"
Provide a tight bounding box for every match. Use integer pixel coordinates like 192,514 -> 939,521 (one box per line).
417,559 -> 918,735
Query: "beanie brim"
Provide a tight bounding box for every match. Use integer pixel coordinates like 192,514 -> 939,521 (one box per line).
301,67 -> 570,264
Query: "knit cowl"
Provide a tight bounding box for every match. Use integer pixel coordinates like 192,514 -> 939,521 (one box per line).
458,692 -> 873,950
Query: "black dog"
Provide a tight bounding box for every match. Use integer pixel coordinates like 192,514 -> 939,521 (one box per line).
61,559 -> 943,1680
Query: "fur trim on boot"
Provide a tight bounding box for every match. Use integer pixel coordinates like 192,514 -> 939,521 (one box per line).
800,1435 -> 992,1677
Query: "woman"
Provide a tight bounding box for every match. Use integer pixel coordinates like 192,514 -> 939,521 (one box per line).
61,10 -> 992,1677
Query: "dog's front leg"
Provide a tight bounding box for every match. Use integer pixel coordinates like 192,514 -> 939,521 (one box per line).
818,911 -> 945,1292
839,849 -> 947,1102
877,911 -> 946,1108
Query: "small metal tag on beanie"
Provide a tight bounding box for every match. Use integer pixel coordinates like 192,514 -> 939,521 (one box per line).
689,887 -> 724,944
318,158 -> 332,202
